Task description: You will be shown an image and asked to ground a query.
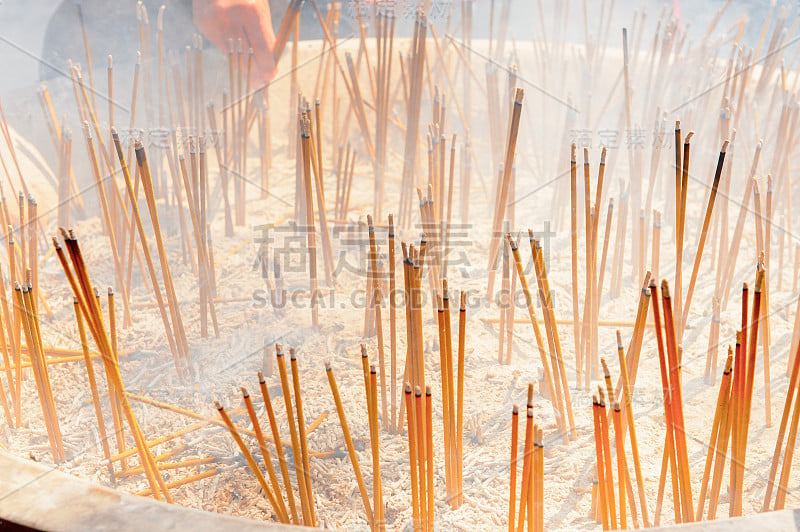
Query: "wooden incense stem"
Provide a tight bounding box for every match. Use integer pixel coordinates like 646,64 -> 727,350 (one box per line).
772,335 -> 800,510
612,401 -> 630,530
737,267 -> 764,511
764,296 -> 800,506
673,121 -> 682,318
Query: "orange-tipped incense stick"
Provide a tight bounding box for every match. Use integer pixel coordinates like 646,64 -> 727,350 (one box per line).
242,387 -> 289,520
215,402 -> 288,522
325,363 -> 374,527
275,346 -> 311,525
258,370 -> 298,523
290,349 -> 315,525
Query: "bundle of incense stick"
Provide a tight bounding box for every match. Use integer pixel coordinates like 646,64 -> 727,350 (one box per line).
215,400 -> 289,523
110,132 -> 191,379
14,281 -> 64,462
403,382 -> 434,532
696,347 -> 734,520
216,345 -> 316,525
505,233 -> 567,441
530,234 -> 576,440
10,0 -> 800,527
362,346 -> 385,530
396,240 -> 426,433
297,98 -> 334,286
53,230 -> 171,501
177,137 -> 218,339
435,282 -> 465,507
592,388 -> 617,531
728,268 -> 765,517
507,394 -> 544,532
601,359 -> 639,529
577,147 -> 609,390
650,279 -> 693,523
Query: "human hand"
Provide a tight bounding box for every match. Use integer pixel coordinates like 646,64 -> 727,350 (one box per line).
193,0 -> 277,83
